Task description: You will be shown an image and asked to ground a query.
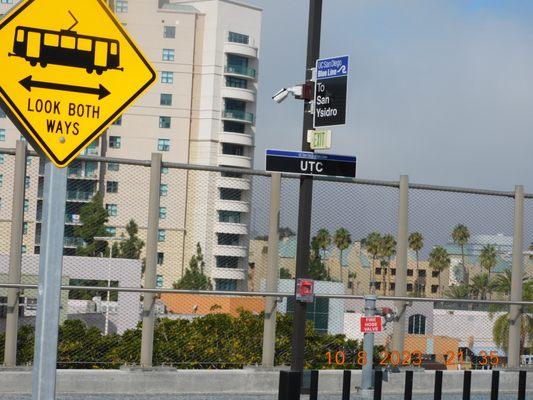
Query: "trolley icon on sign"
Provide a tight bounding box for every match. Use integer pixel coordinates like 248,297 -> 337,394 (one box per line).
10,26 -> 123,75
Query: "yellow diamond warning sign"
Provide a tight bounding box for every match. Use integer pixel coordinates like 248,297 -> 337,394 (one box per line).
0,0 -> 156,167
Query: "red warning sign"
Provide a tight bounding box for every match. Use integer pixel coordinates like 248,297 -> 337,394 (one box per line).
360,316 -> 383,333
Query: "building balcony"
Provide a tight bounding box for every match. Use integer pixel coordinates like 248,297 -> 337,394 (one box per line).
67,168 -> 98,180
214,222 -> 248,235
224,65 -> 256,80
66,190 -> 94,202
218,154 -> 252,169
215,199 -> 250,213
210,267 -> 247,281
224,42 -> 258,59
217,176 -> 251,191
35,236 -> 84,248
36,213 -> 80,225
221,87 -> 255,103
219,132 -> 253,147
213,244 -> 247,258
222,109 -> 254,125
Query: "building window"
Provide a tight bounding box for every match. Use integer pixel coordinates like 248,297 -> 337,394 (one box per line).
0,107 -> 6,118
375,268 -> 382,275
0,129 -> 5,141
23,199 -> 29,212
159,116 -> 171,129
163,26 -> 176,38
162,49 -> 175,61
160,93 -> 172,106
222,143 -> 244,156
157,252 -> 164,265
217,233 -> 240,246
228,31 -> 249,44
215,279 -> 237,291
0,174 -> 3,187
286,297 -> 329,334
26,157 -> 32,166
407,283 -> 413,292
225,98 -> 246,112
156,275 -> 164,288
112,116 -> 122,125
23,222 -> 28,235
157,138 -> 170,151
223,121 -> 245,134
221,171 -> 243,178
390,269 -> 396,276
160,184 -> 168,196
389,283 -> 395,291
106,204 -> 118,216
106,181 -> 118,193
108,162 -> 120,171
115,0 -> 128,12
161,71 -> 173,84
431,285 -> 439,294
418,270 -> 426,277
218,210 -> 241,223
219,188 -> 241,201
216,256 -> 239,269
226,76 -> 248,89
25,176 -> 30,189
408,314 -> 426,335
161,167 -> 169,174
1,0 -> 14,4
106,226 -> 116,236
159,207 -> 167,219
109,136 -> 121,149
0,155 -> 4,164
432,270 -> 440,278
375,282 -> 381,290
158,229 -> 166,242
407,269 -> 413,276
21,245 -> 27,254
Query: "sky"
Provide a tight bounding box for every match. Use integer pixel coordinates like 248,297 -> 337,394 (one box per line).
246,0 -> 533,193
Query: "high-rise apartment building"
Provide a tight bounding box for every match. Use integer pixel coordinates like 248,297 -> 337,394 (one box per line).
0,0 -> 262,291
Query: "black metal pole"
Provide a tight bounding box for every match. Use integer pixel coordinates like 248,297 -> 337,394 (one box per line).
290,0 -> 323,372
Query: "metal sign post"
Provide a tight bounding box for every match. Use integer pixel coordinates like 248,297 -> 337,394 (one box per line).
361,295 -> 377,391
31,161 -> 67,400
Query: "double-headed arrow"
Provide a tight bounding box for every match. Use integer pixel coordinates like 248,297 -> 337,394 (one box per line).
19,76 -> 110,100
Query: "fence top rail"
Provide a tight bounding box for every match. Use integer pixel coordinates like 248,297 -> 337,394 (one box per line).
0,146 -> 530,198
1,282 -> 532,306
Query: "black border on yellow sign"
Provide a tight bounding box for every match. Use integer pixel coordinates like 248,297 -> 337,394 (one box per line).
0,0 -> 156,167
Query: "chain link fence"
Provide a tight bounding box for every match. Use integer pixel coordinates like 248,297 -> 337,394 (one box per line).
0,146 -> 531,371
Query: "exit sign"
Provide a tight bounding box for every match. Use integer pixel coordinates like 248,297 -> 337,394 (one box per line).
307,129 -> 331,150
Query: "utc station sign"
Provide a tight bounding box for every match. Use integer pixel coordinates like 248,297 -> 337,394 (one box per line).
0,0 -> 156,167
314,55 -> 349,128
266,149 -> 356,178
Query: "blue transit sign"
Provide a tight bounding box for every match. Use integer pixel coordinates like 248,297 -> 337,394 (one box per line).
266,149 -> 356,178
314,55 -> 349,128
316,55 -> 349,79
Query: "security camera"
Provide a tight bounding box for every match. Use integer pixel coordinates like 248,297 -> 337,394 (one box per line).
272,88 -> 289,103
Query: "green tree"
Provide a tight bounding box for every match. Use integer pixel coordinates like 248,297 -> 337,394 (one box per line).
309,234 -> 331,281
444,283 -> 470,299
74,192 -> 109,257
333,228 -> 352,286
280,267 -> 292,279
490,280 -> 533,355
429,246 -> 451,297
118,219 -> 144,259
380,234 -> 396,296
452,224 -> 470,284
479,244 -> 497,284
348,272 -> 357,294
408,232 -> 424,295
173,243 -> 212,290
315,228 -> 332,276
363,232 -> 382,294
469,273 -> 491,300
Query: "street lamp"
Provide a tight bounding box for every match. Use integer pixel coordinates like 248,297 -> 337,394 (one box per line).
94,236 -> 126,335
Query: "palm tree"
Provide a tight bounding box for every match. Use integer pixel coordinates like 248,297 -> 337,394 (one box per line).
316,228 -> 332,276
363,232 -> 382,294
491,280 -> 533,355
445,283 -> 470,299
452,224 -> 470,284
408,232 -> 424,295
429,246 -> 451,297
380,234 -> 396,296
469,273 -> 491,300
333,228 -> 352,286
348,272 -> 357,294
479,244 -> 497,298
